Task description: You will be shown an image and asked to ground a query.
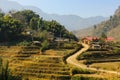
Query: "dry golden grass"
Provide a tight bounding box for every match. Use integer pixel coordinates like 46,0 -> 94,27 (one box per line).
107,25 -> 120,41
91,62 -> 120,72
0,46 -> 73,79
73,70 -> 120,80
44,49 -> 57,56
45,49 -> 74,56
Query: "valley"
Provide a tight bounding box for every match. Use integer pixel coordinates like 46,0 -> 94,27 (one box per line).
1,0 -> 120,80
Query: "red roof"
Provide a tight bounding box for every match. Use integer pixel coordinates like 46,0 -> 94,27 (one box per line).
84,37 -> 99,41
106,37 -> 114,41
86,37 -> 93,41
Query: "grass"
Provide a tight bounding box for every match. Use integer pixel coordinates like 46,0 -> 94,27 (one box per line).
91,62 -> 120,72
71,74 -> 107,80
1,44 -> 120,80
45,49 -> 75,56
44,49 -> 74,56
71,69 -> 119,80
75,44 -> 120,79
0,46 -> 74,80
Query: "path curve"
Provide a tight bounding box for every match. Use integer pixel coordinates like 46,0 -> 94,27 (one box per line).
66,43 -> 120,75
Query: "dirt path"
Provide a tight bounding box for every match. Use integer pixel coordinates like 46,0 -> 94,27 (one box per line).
66,43 -> 120,75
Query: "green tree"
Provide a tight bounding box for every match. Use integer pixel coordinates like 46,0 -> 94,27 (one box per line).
0,13 -> 4,18
0,10 -> 78,42
0,15 -> 23,41
30,17 -> 39,30
12,10 -> 39,29
39,30 -> 49,41
41,40 -> 50,52
101,32 -> 107,39
100,32 -> 107,46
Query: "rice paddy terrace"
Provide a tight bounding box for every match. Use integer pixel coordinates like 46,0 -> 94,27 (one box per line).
0,46 -> 71,80
1,44 -> 119,80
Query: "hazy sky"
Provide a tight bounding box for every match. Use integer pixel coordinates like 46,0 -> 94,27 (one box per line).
8,0 -> 120,17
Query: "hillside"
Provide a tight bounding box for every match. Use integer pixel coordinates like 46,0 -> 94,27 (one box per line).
73,27 -> 93,38
75,6 -> 120,41
0,0 -> 108,31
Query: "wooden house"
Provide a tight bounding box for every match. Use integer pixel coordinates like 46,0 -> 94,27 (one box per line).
82,37 -> 93,45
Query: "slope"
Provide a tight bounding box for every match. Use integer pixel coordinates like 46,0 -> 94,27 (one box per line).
75,6 -> 120,41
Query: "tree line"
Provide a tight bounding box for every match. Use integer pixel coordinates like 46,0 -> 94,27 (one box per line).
0,10 -> 78,43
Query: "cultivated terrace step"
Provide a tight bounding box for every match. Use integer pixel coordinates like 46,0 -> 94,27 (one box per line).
15,69 -> 70,75
22,66 -> 70,71
14,72 -> 71,80
9,55 -> 71,79
4,46 -> 71,79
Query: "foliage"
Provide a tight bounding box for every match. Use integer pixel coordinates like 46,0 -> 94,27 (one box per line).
30,17 -> 39,30
100,32 -> 107,42
0,10 -> 78,44
0,13 -> 4,17
0,14 -> 23,42
113,48 -> 120,54
0,58 -> 22,80
17,40 -> 31,46
41,40 -> 50,52
13,10 -> 39,25
83,59 -> 120,65
39,30 -> 50,41
71,67 -> 95,75
101,32 -> 107,38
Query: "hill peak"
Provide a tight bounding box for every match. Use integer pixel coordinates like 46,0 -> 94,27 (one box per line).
115,6 -> 120,16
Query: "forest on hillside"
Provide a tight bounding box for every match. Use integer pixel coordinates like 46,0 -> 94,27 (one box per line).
0,10 -> 77,43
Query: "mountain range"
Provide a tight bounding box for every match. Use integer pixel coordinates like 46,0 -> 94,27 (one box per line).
0,0 -> 108,31
75,6 -> 120,41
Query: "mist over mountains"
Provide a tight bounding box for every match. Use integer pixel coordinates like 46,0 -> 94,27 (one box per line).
0,0 -> 108,31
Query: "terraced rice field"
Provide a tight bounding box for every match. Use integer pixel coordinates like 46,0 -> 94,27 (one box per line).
0,46 -> 71,80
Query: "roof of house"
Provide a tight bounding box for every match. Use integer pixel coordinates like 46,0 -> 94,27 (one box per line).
105,37 -> 114,41
82,37 -> 99,41
86,37 -> 93,41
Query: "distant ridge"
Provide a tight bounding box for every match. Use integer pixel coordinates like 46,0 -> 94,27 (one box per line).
74,6 -> 120,41
0,0 -> 108,31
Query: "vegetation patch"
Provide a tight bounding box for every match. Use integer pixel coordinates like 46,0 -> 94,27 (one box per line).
71,76 -> 107,80
71,67 -> 96,75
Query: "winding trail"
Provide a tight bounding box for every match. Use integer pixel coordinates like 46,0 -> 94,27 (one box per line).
66,43 -> 120,75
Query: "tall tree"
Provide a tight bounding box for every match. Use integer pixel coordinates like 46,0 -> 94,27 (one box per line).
30,17 -> 39,30
0,15 -> 23,41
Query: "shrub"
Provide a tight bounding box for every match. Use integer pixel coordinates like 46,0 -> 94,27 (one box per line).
88,49 -> 108,51
71,68 -> 95,75
0,58 -> 22,80
113,48 -> 120,54
41,40 -> 50,52
17,41 -> 31,46
84,59 -> 120,65
77,52 -> 90,60
0,58 -> 10,80
76,50 -> 120,60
